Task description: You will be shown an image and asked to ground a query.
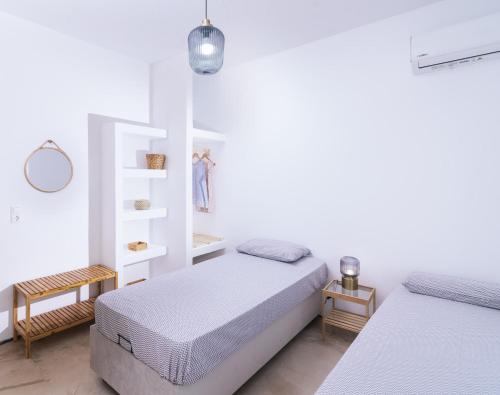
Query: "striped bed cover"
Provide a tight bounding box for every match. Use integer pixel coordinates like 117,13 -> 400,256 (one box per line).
315,285 -> 500,394
95,253 -> 327,385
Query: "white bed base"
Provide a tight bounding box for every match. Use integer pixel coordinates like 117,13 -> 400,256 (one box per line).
90,291 -> 320,395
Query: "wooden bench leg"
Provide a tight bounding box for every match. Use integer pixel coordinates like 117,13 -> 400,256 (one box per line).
321,295 -> 327,341
25,297 -> 31,359
12,287 -> 18,342
25,339 -> 31,359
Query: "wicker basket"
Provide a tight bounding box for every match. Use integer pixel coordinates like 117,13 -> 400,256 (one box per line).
128,241 -> 148,251
146,154 -> 166,170
134,199 -> 151,210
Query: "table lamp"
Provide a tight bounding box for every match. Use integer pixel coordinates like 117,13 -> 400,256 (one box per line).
340,256 -> 360,290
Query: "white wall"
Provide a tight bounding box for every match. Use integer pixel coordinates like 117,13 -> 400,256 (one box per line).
150,54 -> 192,275
193,0 -> 500,304
0,11 -> 149,342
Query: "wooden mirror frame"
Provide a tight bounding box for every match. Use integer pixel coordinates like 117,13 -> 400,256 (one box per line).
24,140 -> 73,193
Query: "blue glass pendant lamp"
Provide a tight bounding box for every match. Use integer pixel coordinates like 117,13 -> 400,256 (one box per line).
188,0 -> 225,75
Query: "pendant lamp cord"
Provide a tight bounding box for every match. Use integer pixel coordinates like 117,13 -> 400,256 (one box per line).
205,0 -> 208,19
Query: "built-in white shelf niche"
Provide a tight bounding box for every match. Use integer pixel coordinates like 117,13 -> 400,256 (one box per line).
189,127 -> 227,263
122,244 -> 168,266
122,208 -> 168,221
192,128 -> 227,143
192,239 -> 227,258
101,121 -> 168,287
122,168 -> 167,178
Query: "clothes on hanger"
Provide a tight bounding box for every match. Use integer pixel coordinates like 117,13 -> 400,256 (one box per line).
192,150 -> 215,212
193,159 -> 208,210
204,159 -> 215,213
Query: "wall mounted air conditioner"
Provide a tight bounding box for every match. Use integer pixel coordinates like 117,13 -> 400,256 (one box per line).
411,13 -> 500,74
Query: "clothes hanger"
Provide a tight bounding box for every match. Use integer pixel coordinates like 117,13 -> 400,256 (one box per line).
201,151 -> 216,166
193,149 -> 216,166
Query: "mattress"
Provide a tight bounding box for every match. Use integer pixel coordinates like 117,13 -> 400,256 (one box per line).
316,285 -> 500,394
95,253 -> 327,385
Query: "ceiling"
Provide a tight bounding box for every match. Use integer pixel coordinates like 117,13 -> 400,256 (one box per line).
0,0 -> 441,64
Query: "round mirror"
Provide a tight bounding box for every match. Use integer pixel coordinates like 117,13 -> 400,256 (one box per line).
25,140 -> 73,193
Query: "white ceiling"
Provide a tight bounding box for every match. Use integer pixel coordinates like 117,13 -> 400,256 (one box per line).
0,0 -> 441,64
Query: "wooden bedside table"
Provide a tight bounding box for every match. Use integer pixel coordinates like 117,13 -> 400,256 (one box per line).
321,279 -> 376,339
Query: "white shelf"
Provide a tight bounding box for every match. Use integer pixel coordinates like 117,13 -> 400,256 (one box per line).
192,239 -> 227,258
122,168 -> 167,178
116,123 -> 167,139
122,208 -> 167,221
101,120 -> 169,287
192,128 -> 226,143
122,244 -> 167,265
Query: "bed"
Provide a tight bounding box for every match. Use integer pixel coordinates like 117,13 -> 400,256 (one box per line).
91,251 -> 327,395
315,284 -> 500,394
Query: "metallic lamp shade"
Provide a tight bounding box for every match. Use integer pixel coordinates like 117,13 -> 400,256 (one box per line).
188,24 -> 225,75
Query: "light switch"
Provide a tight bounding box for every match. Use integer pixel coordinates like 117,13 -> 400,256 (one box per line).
10,206 -> 21,223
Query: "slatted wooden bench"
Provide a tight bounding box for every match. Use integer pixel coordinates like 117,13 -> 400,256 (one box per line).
13,264 -> 117,358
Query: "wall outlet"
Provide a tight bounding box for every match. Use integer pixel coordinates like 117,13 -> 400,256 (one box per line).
10,206 -> 21,223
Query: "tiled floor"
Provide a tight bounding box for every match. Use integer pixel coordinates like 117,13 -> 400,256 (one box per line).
0,318 -> 354,395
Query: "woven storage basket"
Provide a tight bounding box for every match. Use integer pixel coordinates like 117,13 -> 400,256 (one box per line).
128,241 -> 148,251
146,154 -> 166,170
134,199 -> 151,210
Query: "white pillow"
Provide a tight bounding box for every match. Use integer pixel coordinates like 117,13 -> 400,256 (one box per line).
403,271 -> 500,310
236,239 -> 311,263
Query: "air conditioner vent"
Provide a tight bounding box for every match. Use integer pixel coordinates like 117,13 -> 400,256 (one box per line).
411,13 -> 500,74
